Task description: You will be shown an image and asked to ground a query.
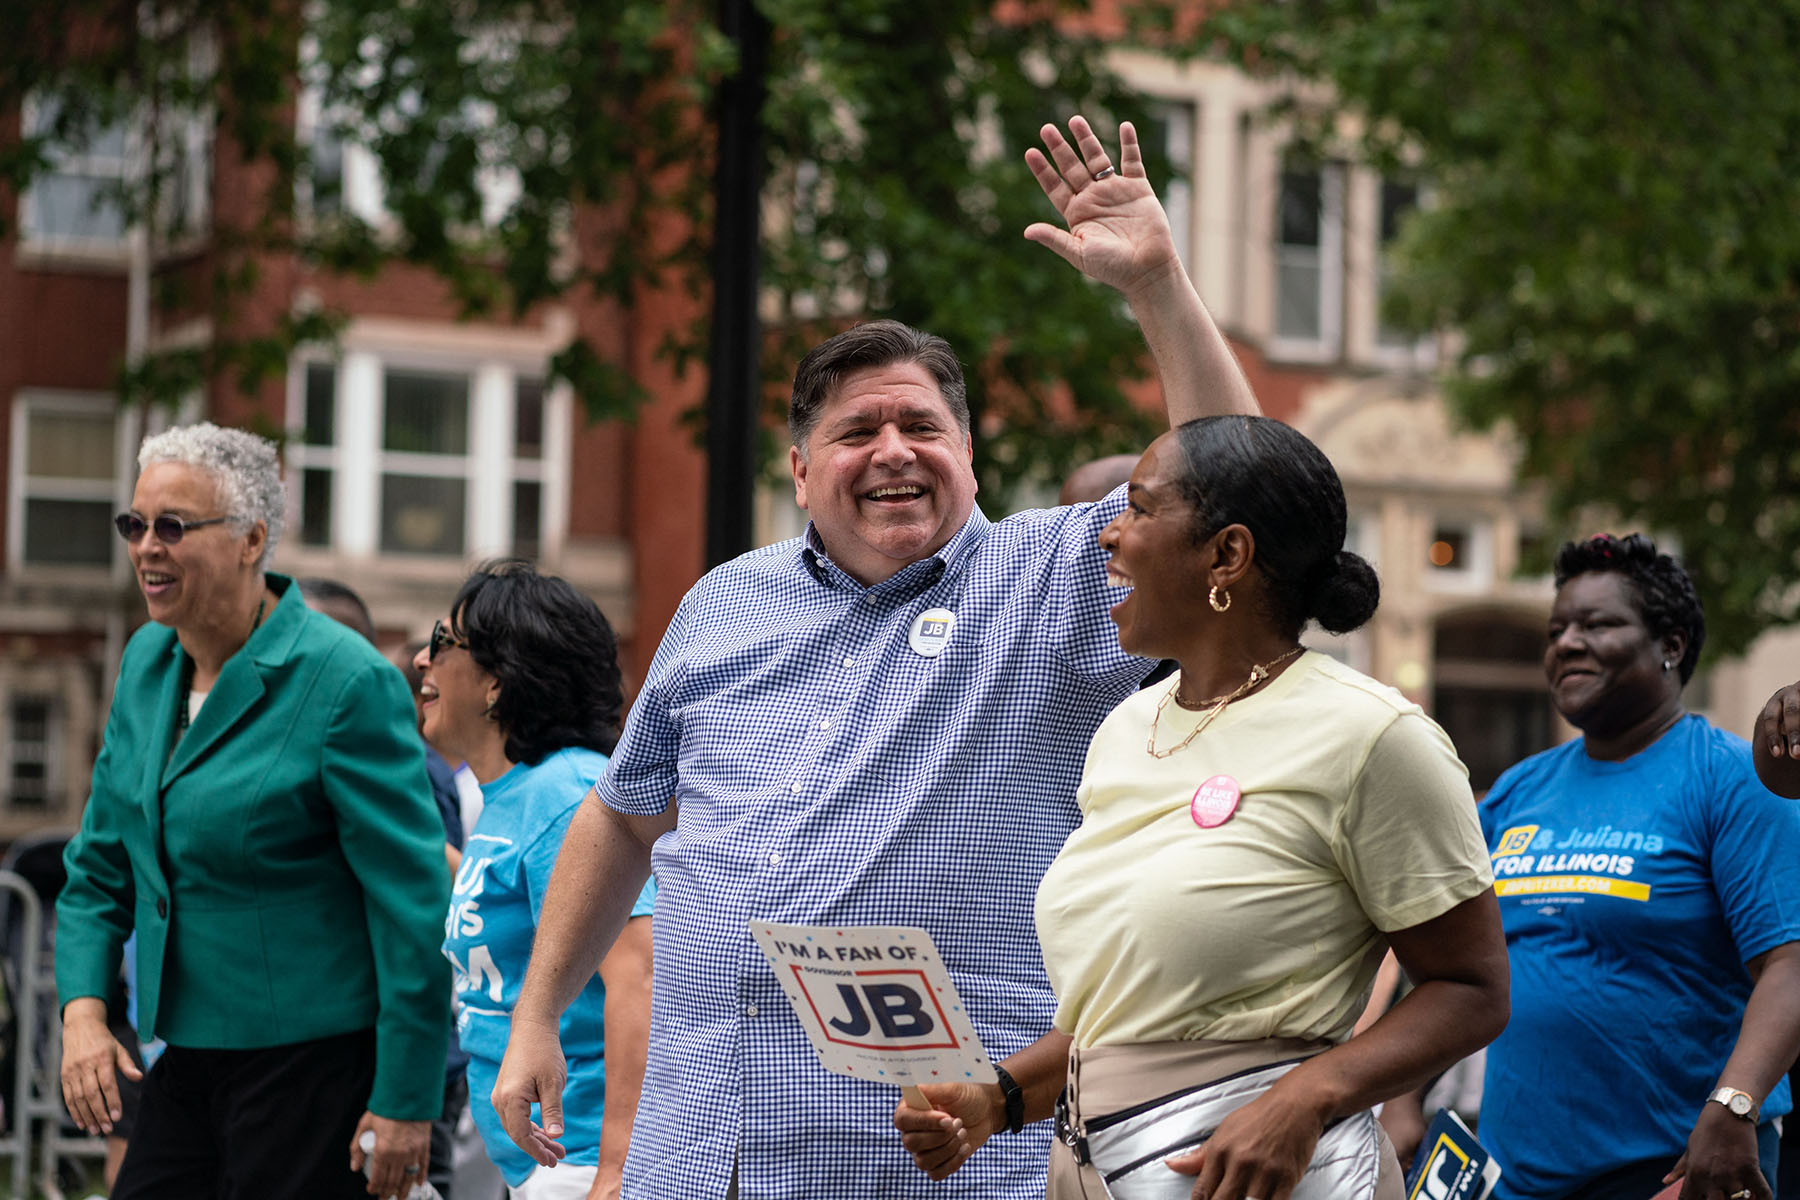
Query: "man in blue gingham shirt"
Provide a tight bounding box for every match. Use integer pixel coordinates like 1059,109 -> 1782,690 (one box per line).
493,118 -> 1260,1199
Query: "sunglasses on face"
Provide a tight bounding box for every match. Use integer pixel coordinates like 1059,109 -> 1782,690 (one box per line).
114,512 -> 233,544
429,618 -> 469,661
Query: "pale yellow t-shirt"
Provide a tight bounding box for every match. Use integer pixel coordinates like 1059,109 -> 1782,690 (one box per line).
1035,651 -> 1493,1049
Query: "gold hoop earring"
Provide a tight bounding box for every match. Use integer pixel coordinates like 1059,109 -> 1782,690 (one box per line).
1209,585 -> 1231,613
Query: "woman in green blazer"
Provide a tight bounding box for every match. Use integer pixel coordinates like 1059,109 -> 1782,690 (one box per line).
55,422 -> 451,1200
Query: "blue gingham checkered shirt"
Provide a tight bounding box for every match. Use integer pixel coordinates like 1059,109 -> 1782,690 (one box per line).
600,491 -> 1145,1199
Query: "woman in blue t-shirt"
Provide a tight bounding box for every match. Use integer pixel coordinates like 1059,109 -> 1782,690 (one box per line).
418,559 -> 657,1200
1479,533 -> 1800,1200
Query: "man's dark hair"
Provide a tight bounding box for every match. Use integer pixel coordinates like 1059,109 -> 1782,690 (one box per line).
448,559 -> 624,763
299,576 -> 376,642
1552,533 -> 1706,682
788,319 -> 969,452
1169,415 -> 1380,640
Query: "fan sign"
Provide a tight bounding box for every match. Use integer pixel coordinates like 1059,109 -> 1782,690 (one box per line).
750,922 -> 992,1092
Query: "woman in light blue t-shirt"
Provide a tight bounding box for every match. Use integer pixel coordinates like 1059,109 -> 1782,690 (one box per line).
418,559 -> 657,1200
1479,533 -> 1800,1200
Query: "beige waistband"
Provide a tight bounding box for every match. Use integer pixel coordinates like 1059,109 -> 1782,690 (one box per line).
1063,1036 -> 1333,1127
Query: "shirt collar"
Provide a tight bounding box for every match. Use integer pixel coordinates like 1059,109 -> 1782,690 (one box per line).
799,506 -> 992,600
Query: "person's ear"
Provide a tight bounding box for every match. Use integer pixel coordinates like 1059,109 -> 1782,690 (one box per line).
790,444 -> 810,510
1207,523 -> 1257,591
240,520 -> 267,568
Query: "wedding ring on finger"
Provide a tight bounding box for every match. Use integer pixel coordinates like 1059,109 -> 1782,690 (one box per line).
403,1164 -> 422,1175
1729,1190 -> 1753,1200
1091,165 -> 1116,180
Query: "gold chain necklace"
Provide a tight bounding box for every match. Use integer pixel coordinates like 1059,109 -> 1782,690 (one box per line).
1145,647 -> 1303,759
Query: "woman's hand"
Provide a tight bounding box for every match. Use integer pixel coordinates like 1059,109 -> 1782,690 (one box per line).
1165,1078 -> 1329,1200
892,1082 -> 1003,1180
1024,116 -> 1184,302
348,1112 -> 430,1198
1662,1103 -> 1769,1200
59,996 -> 141,1135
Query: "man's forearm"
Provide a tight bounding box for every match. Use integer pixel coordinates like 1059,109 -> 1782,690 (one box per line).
515,795 -> 660,1025
1125,261 -> 1259,425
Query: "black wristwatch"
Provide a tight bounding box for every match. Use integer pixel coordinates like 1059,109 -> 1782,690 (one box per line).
993,1064 -> 1025,1134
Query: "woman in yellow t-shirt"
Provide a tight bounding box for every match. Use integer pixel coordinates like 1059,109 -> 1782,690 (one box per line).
896,415 -> 1509,1200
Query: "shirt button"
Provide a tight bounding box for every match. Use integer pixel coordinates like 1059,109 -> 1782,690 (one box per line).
769,851 -> 783,866
842,656 -> 855,668
746,1004 -> 759,1018
819,719 -> 832,730
790,781 -> 803,793
155,898 -> 167,919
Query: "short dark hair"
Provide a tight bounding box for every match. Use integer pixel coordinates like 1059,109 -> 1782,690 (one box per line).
1552,533 -> 1705,682
788,319 -> 969,451
299,577 -> 376,642
1169,415 -> 1379,638
448,559 -> 624,763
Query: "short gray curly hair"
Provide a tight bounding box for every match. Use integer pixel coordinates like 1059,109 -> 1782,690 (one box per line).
138,422 -> 285,569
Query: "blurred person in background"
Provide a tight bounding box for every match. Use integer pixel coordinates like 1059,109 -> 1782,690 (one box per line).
1477,533 -> 1800,1200
421,560 -> 654,1200
1754,675 -> 1800,1200
56,422 -> 450,1199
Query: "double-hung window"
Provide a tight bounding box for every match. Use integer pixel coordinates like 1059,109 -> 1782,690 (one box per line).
1270,160 -> 1345,360
289,355 -> 556,560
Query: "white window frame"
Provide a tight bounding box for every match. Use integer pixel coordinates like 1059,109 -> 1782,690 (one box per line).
17,93 -> 135,260
285,348 -> 569,562
1147,99 -> 1196,275
1370,175 -> 1436,369
8,391 -> 140,575
1268,159 -> 1345,363
1424,516 -> 1495,596
2,691 -> 62,815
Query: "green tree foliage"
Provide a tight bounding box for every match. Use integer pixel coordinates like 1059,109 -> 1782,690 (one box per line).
4,0 -> 1186,502
1203,0 -> 1800,655
757,1 -> 1179,497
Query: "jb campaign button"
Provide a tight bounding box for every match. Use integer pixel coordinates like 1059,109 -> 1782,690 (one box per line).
909,608 -> 955,658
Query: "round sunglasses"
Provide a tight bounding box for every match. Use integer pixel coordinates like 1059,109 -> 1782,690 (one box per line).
114,512 -> 234,544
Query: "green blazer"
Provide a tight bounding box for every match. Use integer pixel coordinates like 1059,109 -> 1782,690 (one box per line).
57,574 -> 451,1119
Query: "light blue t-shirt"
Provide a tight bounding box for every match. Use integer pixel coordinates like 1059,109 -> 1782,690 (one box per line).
443,746 -> 658,1186
1479,716 -> 1800,1199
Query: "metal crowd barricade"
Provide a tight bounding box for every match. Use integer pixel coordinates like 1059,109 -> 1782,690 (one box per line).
1,867 -> 39,1199
0,864 -> 106,1199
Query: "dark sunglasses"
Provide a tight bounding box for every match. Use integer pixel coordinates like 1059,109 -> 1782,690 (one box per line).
429,618 -> 469,661
114,512 -> 233,544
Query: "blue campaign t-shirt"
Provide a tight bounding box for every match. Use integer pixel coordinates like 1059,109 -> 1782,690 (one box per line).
1479,716 -> 1800,1199
443,746 -> 658,1186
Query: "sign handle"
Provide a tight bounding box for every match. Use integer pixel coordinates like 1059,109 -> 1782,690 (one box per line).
902,1085 -> 930,1109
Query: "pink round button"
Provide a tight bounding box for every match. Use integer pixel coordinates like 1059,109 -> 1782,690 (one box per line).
1191,775 -> 1242,828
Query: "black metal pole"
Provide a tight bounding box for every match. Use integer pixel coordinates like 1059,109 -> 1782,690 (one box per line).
704,0 -> 769,568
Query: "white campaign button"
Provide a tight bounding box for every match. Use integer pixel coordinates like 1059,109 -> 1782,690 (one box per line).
908,607 -> 956,658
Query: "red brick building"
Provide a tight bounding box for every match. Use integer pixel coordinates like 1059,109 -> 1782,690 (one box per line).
0,80 -> 708,842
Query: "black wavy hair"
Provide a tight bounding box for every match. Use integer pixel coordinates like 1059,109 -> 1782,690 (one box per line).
1169,415 -> 1380,639
1551,533 -> 1705,683
449,559 -> 624,763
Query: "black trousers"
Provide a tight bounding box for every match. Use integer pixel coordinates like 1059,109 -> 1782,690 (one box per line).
1561,1120 -> 1778,1200
111,1028 -> 377,1200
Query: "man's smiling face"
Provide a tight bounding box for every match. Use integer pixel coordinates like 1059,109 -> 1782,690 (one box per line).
790,361 -> 978,586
